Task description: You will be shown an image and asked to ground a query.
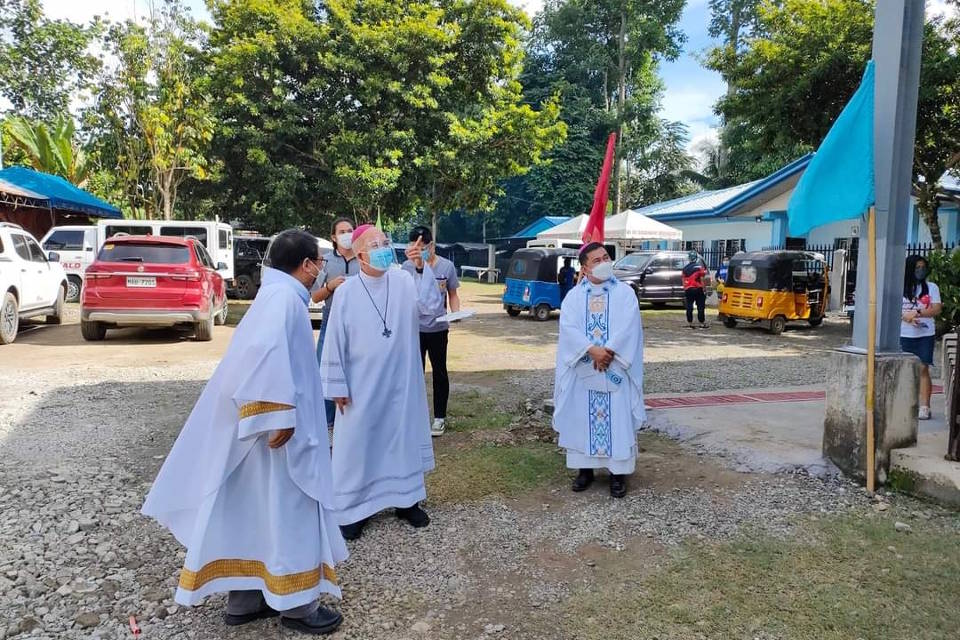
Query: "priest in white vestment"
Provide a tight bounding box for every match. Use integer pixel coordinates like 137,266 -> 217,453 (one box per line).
320,224 -> 443,540
142,230 -> 348,635
552,242 -> 646,498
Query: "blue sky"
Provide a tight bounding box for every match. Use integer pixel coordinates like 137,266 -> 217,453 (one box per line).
42,0 -> 725,152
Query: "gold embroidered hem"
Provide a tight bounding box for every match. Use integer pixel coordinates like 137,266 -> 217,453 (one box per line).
238,401 -> 294,421
179,559 -> 337,595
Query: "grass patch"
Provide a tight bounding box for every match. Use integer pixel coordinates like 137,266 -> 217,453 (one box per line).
569,513 -> 960,640
428,442 -> 565,503
446,389 -> 512,433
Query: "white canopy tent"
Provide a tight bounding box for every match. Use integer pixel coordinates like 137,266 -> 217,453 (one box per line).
605,209 -> 683,242
533,214 -> 588,240
532,211 -> 682,259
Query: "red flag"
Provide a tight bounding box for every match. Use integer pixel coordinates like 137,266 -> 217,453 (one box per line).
581,132 -> 617,244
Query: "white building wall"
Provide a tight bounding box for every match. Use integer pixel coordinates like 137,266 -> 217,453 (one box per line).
806,218 -> 861,246
667,218 -> 772,251
916,210 -> 954,244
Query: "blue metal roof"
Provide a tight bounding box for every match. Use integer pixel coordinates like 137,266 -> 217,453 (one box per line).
0,166 -> 122,219
633,154 -> 814,222
510,216 -> 571,238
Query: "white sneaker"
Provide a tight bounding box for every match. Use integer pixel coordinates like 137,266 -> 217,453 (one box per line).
919,406 -> 931,420
431,418 -> 446,437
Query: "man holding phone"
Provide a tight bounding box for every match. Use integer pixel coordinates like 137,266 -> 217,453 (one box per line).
401,226 -> 461,437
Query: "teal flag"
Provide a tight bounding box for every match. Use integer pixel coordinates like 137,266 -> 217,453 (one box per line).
788,60 -> 876,236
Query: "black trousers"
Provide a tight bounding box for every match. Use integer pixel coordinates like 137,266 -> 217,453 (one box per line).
685,288 -> 706,324
420,330 -> 449,419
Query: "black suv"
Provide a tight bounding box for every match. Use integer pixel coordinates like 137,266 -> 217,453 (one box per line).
613,250 -> 712,306
229,236 -> 270,300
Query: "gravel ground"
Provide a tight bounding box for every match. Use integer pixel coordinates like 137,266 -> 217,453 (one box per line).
0,293 -> 908,640
0,361 -> 877,640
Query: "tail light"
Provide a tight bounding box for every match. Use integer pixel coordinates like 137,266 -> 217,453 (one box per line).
757,296 -> 764,308
171,270 -> 202,282
85,271 -> 110,280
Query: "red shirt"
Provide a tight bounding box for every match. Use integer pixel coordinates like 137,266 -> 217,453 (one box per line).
682,264 -> 707,290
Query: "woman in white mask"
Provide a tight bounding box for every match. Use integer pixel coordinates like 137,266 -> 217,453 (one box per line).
313,217 -> 360,429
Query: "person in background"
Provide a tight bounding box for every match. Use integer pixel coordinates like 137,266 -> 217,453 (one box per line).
402,225 -> 461,437
901,255 -> 942,420
558,257 -> 576,301
682,251 -> 708,329
142,230 -> 346,635
552,242 -> 645,498
716,256 -> 729,285
714,256 -> 730,305
312,218 -> 359,430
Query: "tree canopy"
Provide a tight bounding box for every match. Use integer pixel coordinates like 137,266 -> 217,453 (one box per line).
706,0 -> 960,246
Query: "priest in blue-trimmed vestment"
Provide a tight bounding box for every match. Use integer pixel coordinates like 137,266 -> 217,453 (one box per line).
552,242 -> 646,498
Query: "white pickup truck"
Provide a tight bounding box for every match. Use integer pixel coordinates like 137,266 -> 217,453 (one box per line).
0,223 -> 69,344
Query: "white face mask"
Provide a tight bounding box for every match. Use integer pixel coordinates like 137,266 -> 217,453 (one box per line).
590,261 -> 614,282
336,233 -> 353,250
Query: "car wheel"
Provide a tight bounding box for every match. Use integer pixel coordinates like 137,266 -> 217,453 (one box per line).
65,276 -> 82,303
195,300 -> 215,342
769,315 -> 787,335
214,299 -> 229,326
0,292 -> 19,345
533,303 -> 552,321
723,316 -> 737,329
80,319 -> 106,341
506,306 -> 522,317
46,286 -> 65,325
235,275 -> 256,300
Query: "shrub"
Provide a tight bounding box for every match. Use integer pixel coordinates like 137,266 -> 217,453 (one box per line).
927,249 -> 960,334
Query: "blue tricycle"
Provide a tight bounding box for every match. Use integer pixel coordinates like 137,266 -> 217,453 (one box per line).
502,248 -> 579,321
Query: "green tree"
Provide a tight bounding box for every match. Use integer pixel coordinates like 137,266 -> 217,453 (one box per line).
626,118 -> 698,206
204,0 -> 564,234
706,0 -> 960,247
535,0 -> 686,213
407,0 -> 567,237
5,114 -> 90,185
87,1 -> 214,220
0,0 -> 102,121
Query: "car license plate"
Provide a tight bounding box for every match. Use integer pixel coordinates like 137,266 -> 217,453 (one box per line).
126,276 -> 156,288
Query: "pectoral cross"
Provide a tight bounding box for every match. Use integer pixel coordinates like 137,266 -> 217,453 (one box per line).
382,328 -> 392,338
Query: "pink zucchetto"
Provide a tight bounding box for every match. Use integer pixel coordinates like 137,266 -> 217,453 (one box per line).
351,224 -> 374,243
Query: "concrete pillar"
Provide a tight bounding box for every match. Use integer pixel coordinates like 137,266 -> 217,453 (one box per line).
824,350 -> 920,483
851,0 -> 924,352
829,248 -> 846,312
486,244 -> 497,283
766,211 -> 788,248
908,200 -> 920,244
942,205 -> 959,245
824,1 -> 925,486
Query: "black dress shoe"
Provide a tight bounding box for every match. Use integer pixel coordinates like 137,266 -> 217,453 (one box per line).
572,468 -> 595,492
224,605 -> 280,626
610,474 -> 627,498
281,606 -> 343,635
340,518 -> 368,540
396,504 -> 430,528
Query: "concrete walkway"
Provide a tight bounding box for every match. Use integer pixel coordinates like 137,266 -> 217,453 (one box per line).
645,385 -> 955,501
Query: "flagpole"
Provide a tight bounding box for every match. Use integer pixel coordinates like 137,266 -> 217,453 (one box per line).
866,205 -> 877,493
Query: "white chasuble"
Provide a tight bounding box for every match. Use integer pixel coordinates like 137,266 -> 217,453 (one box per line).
320,265 -> 443,525
552,277 -> 646,473
142,268 -> 347,611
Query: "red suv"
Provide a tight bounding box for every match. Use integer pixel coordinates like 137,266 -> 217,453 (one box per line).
81,235 -> 228,342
